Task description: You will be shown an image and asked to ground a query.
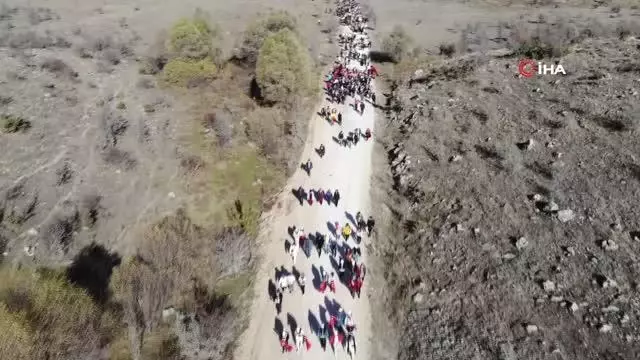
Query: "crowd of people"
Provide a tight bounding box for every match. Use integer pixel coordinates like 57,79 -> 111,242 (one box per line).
271,0 -> 377,357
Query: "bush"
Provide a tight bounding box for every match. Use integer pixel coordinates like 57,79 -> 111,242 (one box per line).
0,304 -> 32,360
162,57 -> 217,87
110,210 -> 219,356
0,267 -> 104,359
1,114 -> 31,133
255,29 -> 313,104
240,11 -> 298,66
439,42 -> 456,58
168,17 -> 218,60
381,25 -> 412,63
515,36 -> 565,59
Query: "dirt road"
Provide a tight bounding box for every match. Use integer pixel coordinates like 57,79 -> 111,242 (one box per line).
236,26 -> 376,360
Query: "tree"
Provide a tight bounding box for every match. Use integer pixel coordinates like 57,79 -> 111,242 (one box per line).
240,11 -> 298,66
255,29 -> 313,105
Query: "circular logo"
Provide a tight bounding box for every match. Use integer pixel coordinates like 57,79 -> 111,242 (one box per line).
518,59 -> 537,78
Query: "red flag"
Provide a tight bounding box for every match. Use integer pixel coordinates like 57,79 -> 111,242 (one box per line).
319,281 -> 327,293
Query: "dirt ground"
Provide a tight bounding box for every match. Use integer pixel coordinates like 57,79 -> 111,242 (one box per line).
368,0 -> 640,359
0,0 -> 335,264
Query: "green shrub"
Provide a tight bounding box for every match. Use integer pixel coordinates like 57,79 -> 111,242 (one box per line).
1,114 -> 31,133
168,17 -> 218,60
515,37 -> 565,59
0,267 -> 103,359
255,29 -> 313,104
381,25 -> 413,63
240,11 -> 298,65
162,57 -> 217,87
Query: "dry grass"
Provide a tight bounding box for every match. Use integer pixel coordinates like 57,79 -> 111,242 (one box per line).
0,266 -> 112,360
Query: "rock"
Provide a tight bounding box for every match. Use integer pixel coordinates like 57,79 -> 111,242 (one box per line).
543,280 -> 556,292
610,222 -> 623,231
599,324 -> 613,333
564,246 -> 575,256
600,239 -> 619,251
543,201 -> 559,213
550,295 -> 564,302
502,253 -> 517,260
162,306 -> 177,321
526,324 -> 539,334
532,193 -> 544,202
168,192 -> 176,198
413,292 -> 424,304
569,302 -> 579,312
603,278 -> 618,289
602,306 -> 620,313
449,154 -> 462,162
414,69 -> 424,78
557,209 -> 575,223
515,237 -> 529,250
621,313 -> 630,324
27,228 -> 38,236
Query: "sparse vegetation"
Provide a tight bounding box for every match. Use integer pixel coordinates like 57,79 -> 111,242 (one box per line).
439,42 -> 456,58
255,28 -> 314,105
162,57 -> 218,87
1,114 -> 31,133
381,25 -> 412,63
40,57 -> 78,79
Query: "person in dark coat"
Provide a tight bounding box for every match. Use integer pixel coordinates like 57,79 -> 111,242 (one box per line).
366,216 -> 375,236
334,190 -> 341,206
316,233 -> 325,257
359,101 -> 365,114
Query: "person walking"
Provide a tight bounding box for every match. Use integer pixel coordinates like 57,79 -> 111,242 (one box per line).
295,327 -> 304,353
342,223 -> 352,241
329,272 -> 336,293
275,287 -> 283,314
334,189 -> 341,206
298,273 -> 306,294
316,233 -> 325,257
318,322 -> 329,351
319,268 -> 328,292
366,216 -> 375,236
338,256 -> 346,282
326,189 -> 333,205
290,242 -> 298,264
329,234 -> 338,257
281,330 -> 293,352
360,101 -> 365,114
